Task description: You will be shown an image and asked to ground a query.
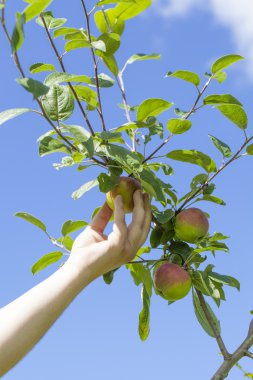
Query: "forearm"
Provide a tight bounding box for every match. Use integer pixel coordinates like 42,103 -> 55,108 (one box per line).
0,261 -> 91,376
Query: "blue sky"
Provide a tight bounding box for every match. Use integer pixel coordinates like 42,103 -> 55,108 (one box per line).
1,1 -> 253,379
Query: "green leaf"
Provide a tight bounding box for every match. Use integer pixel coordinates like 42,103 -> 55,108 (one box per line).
139,284 -> 151,341
208,134 -> 232,158
96,0 -> 137,5
90,73 -> 115,88
102,55 -> 119,76
174,108 -> 189,118
30,62 -> 55,74
191,271 -> 212,296
72,179 -> 99,200
126,263 -> 152,297
246,144 -> 253,155
64,39 -> 90,52
166,70 -> 200,86
44,72 -> 91,86
41,85 -> 74,121
152,209 -> 174,224
167,119 -> 192,135
208,232 -> 229,241
32,251 -> 63,274
73,85 -> 98,108
207,271 -> 240,291
190,173 -> 208,189
211,54 -> 244,74
196,195 -> 226,206
23,0 -> 53,22
216,104 -> 248,130
203,94 -> 242,106
192,290 -> 221,337
96,33 -> 120,56
15,212 -> 47,232
62,124 -> 94,156
61,220 -> 88,236
103,268 -> 119,285
39,136 -> 70,157
194,242 -> 229,253
0,108 -> 36,126
213,71 -> 227,84
113,0 -> 152,21
98,144 -> 141,172
11,13 -> 26,53
17,77 -> 49,98
167,150 -> 217,173
36,11 -> 67,29
94,9 -> 125,35
125,53 -> 160,66
60,235 -> 74,251
138,169 -> 167,203
137,98 -> 172,122
53,27 -> 81,38
97,173 -> 119,193
150,226 -> 163,248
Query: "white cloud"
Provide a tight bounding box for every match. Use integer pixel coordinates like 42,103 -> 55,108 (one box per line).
155,0 -> 202,18
154,0 -> 253,79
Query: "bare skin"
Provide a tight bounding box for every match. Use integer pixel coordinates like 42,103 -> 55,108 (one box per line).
0,191 -> 152,377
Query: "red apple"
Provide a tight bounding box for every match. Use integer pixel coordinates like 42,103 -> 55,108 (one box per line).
154,262 -> 191,301
106,176 -> 142,213
174,207 -> 209,243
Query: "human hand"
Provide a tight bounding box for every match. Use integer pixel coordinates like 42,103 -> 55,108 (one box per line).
67,190 -> 152,284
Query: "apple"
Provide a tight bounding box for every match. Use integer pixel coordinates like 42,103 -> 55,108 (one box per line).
106,176 -> 142,213
174,207 -> 209,243
153,262 -> 191,301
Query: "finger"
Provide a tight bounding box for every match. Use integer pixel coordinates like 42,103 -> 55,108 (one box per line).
108,195 -> 127,246
128,190 -> 145,246
138,193 -> 152,246
90,201 -> 113,233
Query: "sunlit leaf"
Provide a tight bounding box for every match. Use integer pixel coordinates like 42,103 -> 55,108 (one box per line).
72,179 -> 99,200
61,220 -> 88,236
167,119 -> 192,135
30,62 -> 55,74
17,77 -> 49,97
41,85 -> 74,121
166,70 -> 200,86
192,290 -> 220,337
167,150 -> 217,173
137,98 -> 172,122
32,251 -> 63,274
208,134 -> 232,158
15,212 -> 47,232
211,54 -> 244,74
0,108 -> 36,126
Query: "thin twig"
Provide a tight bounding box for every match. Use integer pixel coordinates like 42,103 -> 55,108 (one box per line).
100,7 -> 135,150
40,13 -> 96,137
142,76 -> 213,163
178,134 -> 253,212
0,7 -> 78,152
80,1 -> 107,132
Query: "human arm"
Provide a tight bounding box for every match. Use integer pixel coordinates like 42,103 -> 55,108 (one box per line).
0,191 -> 151,376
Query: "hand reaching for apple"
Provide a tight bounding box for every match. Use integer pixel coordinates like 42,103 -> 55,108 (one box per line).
68,189 -> 152,285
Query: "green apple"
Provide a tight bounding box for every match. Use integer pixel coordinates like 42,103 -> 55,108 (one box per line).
106,176 -> 142,213
174,207 -> 209,243
153,262 -> 191,301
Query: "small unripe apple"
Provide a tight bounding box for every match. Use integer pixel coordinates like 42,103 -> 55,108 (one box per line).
174,207 -> 209,243
154,262 -> 191,301
106,176 -> 142,213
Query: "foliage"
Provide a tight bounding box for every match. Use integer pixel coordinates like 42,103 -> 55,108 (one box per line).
1,0 -> 253,378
